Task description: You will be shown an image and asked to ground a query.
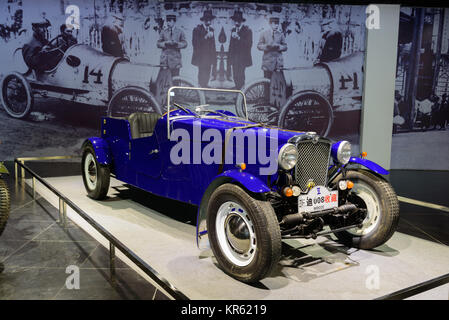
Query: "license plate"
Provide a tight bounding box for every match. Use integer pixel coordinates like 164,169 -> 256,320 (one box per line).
298,186 -> 338,213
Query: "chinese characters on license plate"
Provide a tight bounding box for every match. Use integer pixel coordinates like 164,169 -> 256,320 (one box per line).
298,186 -> 338,213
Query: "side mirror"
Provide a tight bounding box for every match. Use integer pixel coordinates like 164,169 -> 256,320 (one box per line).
66,55 -> 81,67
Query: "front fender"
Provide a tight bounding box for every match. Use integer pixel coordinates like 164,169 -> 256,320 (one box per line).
196,170 -> 270,249
218,170 -> 271,193
83,137 -> 111,165
349,157 -> 389,175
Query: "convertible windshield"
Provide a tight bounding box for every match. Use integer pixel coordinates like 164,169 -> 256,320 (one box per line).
167,87 -> 247,120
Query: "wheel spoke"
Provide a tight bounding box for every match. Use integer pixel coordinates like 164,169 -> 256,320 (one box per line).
110,92 -> 155,117
282,94 -> 331,135
3,76 -> 28,115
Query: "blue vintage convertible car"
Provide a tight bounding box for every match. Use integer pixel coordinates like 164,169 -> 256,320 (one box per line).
81,87 -> 399,283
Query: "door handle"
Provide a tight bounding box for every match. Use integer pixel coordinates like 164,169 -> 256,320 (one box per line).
149,149 -> 159,155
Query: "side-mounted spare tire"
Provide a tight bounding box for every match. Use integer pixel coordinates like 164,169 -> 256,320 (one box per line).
331,169 -> 399,249
206,183 -> 281,283
0,178 -> 10,237
81,144 -> 110,200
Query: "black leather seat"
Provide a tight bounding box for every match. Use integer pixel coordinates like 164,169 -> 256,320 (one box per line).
128,112 -> 161,139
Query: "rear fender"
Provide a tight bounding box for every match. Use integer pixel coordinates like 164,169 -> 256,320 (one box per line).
196,170 -> 270,249
349,157 -> 389,175
82,137 -> 111,165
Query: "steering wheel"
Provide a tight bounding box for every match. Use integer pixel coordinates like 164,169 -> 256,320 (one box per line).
44,36 -> 65,54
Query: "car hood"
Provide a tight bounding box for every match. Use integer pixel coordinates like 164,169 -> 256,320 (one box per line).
168,115 -> 306,147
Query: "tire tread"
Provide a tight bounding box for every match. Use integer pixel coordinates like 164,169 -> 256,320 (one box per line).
333,169 -> 399,249
207,183 -> 281,282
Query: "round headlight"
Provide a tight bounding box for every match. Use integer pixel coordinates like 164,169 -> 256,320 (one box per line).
278,143 -> 298,170
337,141 -> 352,164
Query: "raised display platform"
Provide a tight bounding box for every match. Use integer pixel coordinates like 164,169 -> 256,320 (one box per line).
27,175 -> 449,299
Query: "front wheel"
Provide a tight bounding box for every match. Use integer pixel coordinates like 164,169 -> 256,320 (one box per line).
206,184 -> 281,283
82,144 -> 110,200
331,169 -> 399,249
0,178 -> 10,237
0,72 -> 34,119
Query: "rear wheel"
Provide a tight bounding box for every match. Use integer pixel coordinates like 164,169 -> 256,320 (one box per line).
0,178 -> 10,237
82,144 -> 110,200
279,91 -> 333,136
0,72 -> 33,119
206,184 -> 281,283
237,79 -> 279,124
172,76 -> 206,109
331,169 -> 399,249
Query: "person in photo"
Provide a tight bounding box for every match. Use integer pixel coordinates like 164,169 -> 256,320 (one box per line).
316,19 -> 343,63
257,16 -> 287,80
22,19 -> 52,72
101,13 -> 125,58
227,10 -> 252,90
157,13 -> 187,77
54,24 -> 78,53
191,9 -> 217,87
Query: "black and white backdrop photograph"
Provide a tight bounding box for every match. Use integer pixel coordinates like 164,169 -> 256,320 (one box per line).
0,0 -> 367,160
392,6 -> 449,170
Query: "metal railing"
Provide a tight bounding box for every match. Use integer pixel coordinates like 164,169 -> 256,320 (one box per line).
376,272 -> 449,300
14,156 -> 189,300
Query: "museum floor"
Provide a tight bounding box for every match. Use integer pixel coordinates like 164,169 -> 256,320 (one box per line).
0,162 -> 169,300
0,161 -> 448,299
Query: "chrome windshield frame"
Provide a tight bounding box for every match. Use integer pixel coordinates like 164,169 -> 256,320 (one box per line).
166,86 -> 248,139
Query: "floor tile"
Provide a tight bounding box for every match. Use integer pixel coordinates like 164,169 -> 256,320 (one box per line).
396,219 -> 438,244
0,220 -> 55,241
81,243 -> 130,269
3,240 -> 98,268
8,200 -> 58,223
0,266 -> 68,300
34,221 -> 95,242
53,268 -> 162,300
53,268 -> 123,300
398,203 -> 449,246
0,240 -> 28,261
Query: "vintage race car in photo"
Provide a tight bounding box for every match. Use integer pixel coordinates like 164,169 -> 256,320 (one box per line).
237,52 -> 364,136
81,87 -> 399,283
0,42 -> 203,119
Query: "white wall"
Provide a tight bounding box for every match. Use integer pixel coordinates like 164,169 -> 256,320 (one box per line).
360,4 -> 400,170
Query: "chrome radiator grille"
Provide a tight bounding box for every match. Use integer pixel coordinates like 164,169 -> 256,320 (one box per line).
295,140 -> 331,191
